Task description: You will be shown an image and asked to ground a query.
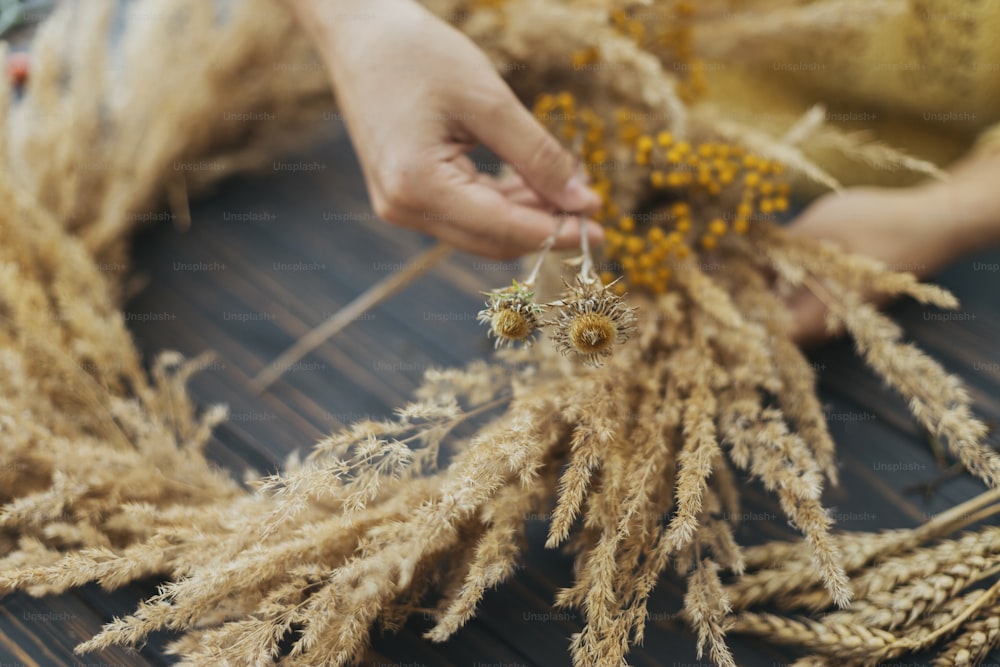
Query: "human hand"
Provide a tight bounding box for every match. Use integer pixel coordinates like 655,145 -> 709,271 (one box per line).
786,148 -> 1000,344
283,0 -> 604,259
785,185 -> 959,345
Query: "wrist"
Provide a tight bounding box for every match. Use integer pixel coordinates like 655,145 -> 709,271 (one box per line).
279,0 -> 354,52
280,0 -> 421,86
281,0 -> 411,49
916,166 -> 1000,262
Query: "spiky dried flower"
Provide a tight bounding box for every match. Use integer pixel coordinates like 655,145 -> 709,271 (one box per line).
476,279 -> 544,348
549,277 -> 637,367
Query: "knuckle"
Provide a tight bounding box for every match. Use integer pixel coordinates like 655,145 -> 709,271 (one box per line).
523,132 -> 572,187
471,83 -> 515,122
377,162 -> 426,214
371,192 -> 413,229
371,191 -> 397,222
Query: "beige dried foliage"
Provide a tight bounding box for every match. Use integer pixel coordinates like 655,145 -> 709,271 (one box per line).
728,501 -> 1000,664
0,1 -> 998,667
685,560 -> 736,667
934,604 -> 1000,667
0,0 -> 336,606
787,527 -> 1000,611
730,610 -> 898,657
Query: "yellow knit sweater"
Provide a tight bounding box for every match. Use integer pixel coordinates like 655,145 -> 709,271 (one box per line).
694,0 -> 1000,185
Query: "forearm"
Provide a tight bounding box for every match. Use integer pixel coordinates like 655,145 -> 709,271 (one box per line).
278,0 -> 356,39
275,0 -> 599,258
917,150 -> 1000,260
279,0 -> 404,64
277,0 -> 434,127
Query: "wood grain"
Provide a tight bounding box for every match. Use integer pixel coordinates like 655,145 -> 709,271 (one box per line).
3,132 -> 999,667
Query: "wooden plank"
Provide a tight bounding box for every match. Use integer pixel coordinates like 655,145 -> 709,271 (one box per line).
4,132 -> 1000,666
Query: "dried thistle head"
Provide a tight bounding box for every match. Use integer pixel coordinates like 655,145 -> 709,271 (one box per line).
477,280 -> 544,348
550,277 -> 637,367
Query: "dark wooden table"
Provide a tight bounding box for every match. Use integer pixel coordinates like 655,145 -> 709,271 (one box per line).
3,128 -> 999,667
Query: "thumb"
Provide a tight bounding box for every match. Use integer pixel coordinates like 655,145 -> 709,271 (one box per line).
465,85 -> 602,213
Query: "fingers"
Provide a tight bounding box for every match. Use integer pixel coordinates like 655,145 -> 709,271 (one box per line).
452,156 -> 551,208
430,216 -> 603,259
549,216 -> 605,252
374,159 -> 602,259
463,84 -> 602,213
495,175 -> 551,209
429,181 -> 603,259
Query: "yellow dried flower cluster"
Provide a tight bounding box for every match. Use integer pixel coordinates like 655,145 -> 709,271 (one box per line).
573,1 -> 706,104
534,91 -> 791,294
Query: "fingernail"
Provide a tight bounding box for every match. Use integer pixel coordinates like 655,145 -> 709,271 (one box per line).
562,175 -> 602,211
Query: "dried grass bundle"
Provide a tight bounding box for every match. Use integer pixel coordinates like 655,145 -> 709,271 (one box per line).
1,0 -> 332,589
0,0 -> 997,666
726,489 -> 1000,666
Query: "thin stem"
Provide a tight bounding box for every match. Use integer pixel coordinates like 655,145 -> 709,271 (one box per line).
950,503 -> 1000,531
897,577 -> 1000,652
912,486 -> 1000,544
393,395 -> 513,448
252,243 -> 452,392
523,214 -> 568,287
578,215 -> 596,284
526,148 -> 593,287
802,273 -> 836,309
